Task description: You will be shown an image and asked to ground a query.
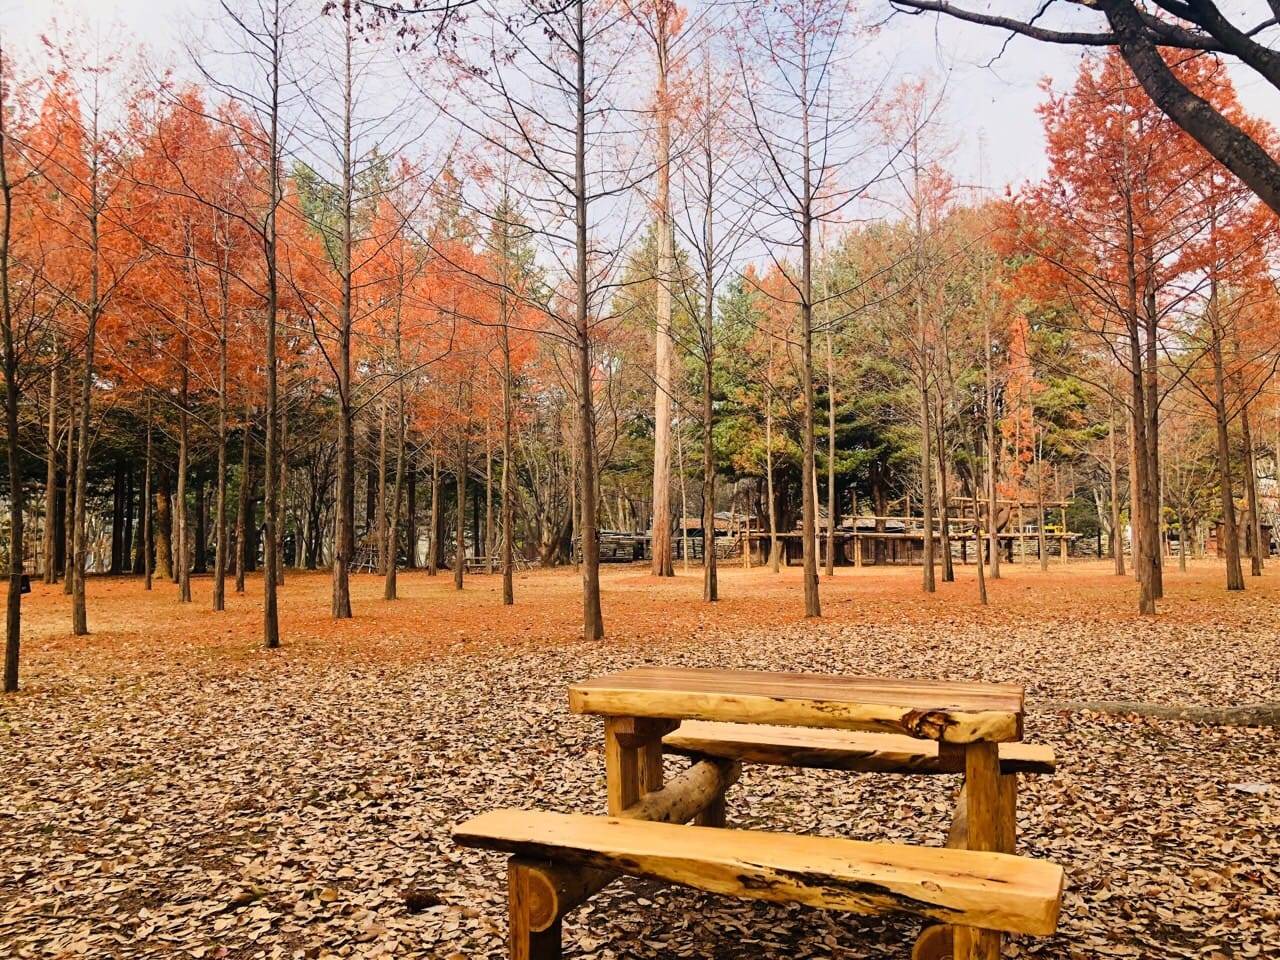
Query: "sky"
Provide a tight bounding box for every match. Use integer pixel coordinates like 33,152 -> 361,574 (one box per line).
6,0 -> 1278,197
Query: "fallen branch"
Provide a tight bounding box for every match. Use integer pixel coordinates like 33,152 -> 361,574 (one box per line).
1031,700 -> 1280,728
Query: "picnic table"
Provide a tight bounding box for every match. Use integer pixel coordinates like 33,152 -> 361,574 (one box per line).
456,666 -> 1063,960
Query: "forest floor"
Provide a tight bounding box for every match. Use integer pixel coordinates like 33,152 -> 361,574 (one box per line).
2,559 -> 1278,959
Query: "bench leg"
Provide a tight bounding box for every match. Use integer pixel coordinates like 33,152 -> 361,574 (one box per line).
912,924 -> 953,960
509,861 -> 563,960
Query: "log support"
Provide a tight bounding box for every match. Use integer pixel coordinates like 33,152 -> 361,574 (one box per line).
509,755 -> 741,951
950,742 -> 1015,960
931,743 -> 1019,960
509,860 -> 563,960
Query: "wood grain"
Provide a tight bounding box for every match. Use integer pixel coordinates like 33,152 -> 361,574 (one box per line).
954,743 -> 1004,960
520,759 -> 741,932
663,721 -> 1054,774
571,668 -> 1024,743
455,810 -> 1064,937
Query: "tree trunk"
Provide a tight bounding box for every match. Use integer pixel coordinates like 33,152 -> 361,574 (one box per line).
142,404 -> 153,590
428,450 -> 441,576
1209,295 -> 1244,591
500,310 -> 515,605
154,485 -> 173,583
384,389 -> 405,601
484,413 -> 494,574
702,345 -> 717,602
110,461 -> 125,575
824,330 -> 836,578
177,355 -> 191,602
454,451 -> 467,591
213,340 -> 228,610
236,416 -> 251,593
62,378 -> 75,596
1109,407 -> 1125,576
574,0 -> 605,641
71,197 -> 104,635
42,359 -> 58,583
1,132 -> 23,688
919,376 -> 935,592
1239,400 -> 1263,576
376,396 -> 387,575
765,353 -> 780,573
405,460 -> 417,570
650,10 -> 675,579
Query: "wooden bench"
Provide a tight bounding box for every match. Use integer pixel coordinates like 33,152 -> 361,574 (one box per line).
454,809 -> 1065,960
663,720 -> 1056,776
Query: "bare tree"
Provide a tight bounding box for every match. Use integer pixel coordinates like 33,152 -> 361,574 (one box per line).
736,0 -> 883,617
888,0 -> 1280,215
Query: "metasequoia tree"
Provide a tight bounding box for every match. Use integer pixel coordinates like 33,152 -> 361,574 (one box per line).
0,41 -> 46,691
879,81 -> 955,592
478,178 -> 541,604
196,0 -> 304,647
427,0 -> 646,641
624,1 -> 688,578
25,49 -> 146,637
294,4 -> 432,617
737,0 -> 882,618
670,37 -> 753,601
1014,52 -> 1224,613
889,0 -> 1280,216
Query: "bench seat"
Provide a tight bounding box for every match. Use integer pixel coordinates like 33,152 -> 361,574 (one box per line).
455,809 -> 1064,937
663,721 -> 1055,775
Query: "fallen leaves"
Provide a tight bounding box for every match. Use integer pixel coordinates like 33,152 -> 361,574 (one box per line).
1,561 -> 1277,957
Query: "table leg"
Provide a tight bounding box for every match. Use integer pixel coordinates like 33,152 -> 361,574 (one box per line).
604,717 -> 674,815
953,741 -> 1005,960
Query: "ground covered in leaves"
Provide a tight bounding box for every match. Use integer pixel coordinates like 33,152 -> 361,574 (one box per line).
3,560 -> 1278,959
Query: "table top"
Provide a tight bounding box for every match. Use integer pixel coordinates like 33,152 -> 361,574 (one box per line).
569,667 -> 1024,743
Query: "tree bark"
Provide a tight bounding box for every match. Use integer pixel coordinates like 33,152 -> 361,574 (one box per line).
428,450 -> 441,576
574,0 -> 605,640
213,297 -> 229,611
235,414 -> 252,591
1209,287 -> 1244,591
177,346 -> 192,602
649,7 -> 675,578
142,402 -> 153,590
1108,406 -> 1125,576
454,449 -> 467,591
1,119 -> 23,688
154,485 -> 173,583
42,358 -> 58,583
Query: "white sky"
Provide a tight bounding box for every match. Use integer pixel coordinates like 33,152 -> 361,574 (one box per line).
6,0 -> 1278,196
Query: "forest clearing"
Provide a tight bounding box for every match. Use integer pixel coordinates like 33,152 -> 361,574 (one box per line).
3,562 -> 1279,959
5,0 -> 1280,957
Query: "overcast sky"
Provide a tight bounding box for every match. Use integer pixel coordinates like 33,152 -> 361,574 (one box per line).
6,0 -> 1278,196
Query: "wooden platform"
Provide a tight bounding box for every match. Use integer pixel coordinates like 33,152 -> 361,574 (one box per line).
663,721 -> 1055,775
570,667 -> 1025,743
455,809 -> 1064,937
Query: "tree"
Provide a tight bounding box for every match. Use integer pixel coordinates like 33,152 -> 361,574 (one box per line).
196,0 -> 304,648
888,0 -> 1280,216
737,0 -> 881,617
431,0 -> 648,641
25,48 -> 146,637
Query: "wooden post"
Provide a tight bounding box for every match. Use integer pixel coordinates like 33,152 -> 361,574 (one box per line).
953,742 -> 1006,960
509,860 -> 563,960
604,717 -> 675,814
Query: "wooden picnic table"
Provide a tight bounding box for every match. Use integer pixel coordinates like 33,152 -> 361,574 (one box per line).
569,666 -> 1029,960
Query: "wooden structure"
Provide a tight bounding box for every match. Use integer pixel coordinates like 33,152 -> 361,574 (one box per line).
745,497 -> 1079,567
455,666 -> 1065,960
